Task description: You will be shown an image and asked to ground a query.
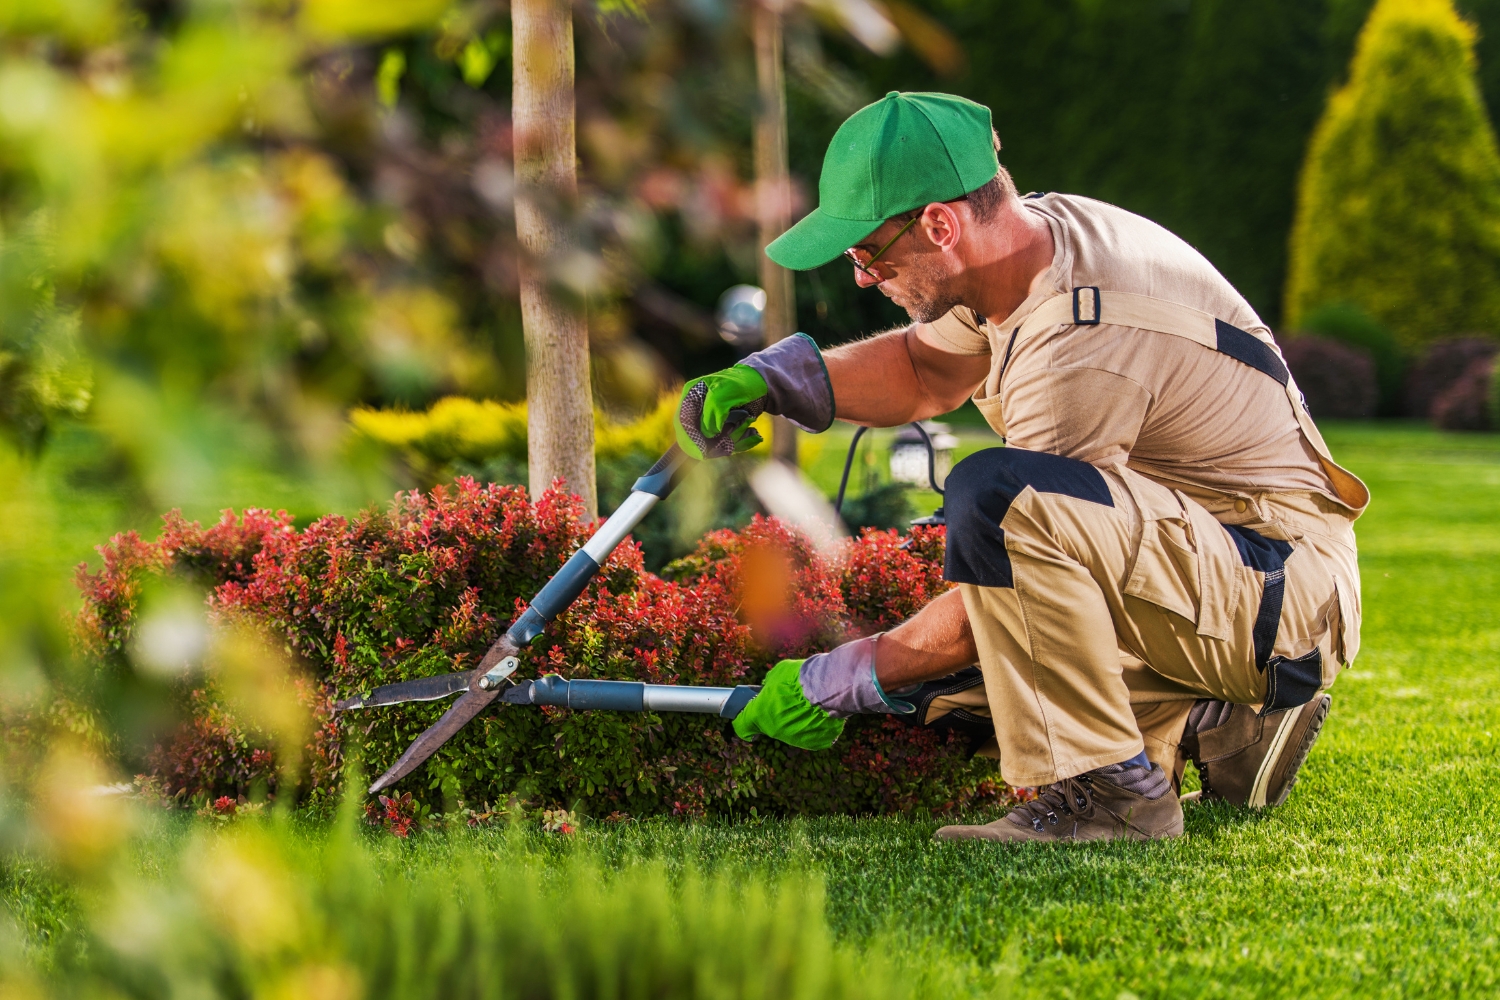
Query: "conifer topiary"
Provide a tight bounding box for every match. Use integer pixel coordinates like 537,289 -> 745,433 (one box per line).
1285,0 -> 1500,351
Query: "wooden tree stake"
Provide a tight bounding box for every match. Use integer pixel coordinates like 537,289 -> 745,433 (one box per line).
514,0 -> 597,517
754,0 -> 799,464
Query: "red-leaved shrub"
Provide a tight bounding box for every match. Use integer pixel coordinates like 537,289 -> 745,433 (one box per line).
1432,356 -> 1496,431
1282,336 -> 1377,419
1405,337 -> 1499,419
74,479 -> 1004,819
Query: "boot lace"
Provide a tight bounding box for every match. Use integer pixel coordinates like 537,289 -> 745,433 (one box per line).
1010,775 -> 1095,833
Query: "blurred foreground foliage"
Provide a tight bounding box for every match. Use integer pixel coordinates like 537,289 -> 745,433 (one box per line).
0,0 -> 493,523
1,811 -> 990,999
0,0 -> 904,494
0,0 -> 900,883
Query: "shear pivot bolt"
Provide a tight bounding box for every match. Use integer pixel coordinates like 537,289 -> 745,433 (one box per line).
478,656 -> 521,690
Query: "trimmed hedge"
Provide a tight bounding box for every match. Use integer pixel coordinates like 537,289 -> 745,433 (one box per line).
1493,354 -> 1500,428
72,482 -> 1005,821
1296,303 -> 1407,415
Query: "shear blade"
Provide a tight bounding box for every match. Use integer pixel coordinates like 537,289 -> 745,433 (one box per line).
333,671 -> 471,711
368,679 -> 505,793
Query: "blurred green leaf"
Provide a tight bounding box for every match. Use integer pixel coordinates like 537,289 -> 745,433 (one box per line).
301,0 -> 451,41
377,46 -> 406,107
460,30 -> 503,88
0,0 -> 122,46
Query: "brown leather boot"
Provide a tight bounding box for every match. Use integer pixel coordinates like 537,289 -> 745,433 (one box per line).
934,765 -> 1184,843
1182,694 -> 1331,808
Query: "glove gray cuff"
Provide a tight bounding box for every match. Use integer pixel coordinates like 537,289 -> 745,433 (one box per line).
740,332 -> 835,433
798,635 -> 915,718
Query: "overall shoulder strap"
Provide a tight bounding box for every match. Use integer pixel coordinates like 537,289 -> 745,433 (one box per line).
1014,289 -> 1370,514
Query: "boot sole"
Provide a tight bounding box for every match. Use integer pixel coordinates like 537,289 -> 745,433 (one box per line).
1249,693 -> 1330,808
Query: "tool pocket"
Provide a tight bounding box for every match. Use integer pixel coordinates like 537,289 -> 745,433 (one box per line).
1268,529 -> 1355,685
1334,575 -> 1360,666
971,385 -> 1007,439
1122,487 -> 1241,640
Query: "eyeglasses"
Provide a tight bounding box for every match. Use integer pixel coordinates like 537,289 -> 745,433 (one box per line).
843,215 -> 918,280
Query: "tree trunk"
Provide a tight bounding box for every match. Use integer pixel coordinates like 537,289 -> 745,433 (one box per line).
514,0 -> 597,517
753,0 -> 799,464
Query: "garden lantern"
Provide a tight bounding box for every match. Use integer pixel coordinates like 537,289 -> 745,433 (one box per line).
889,421 -> 958,489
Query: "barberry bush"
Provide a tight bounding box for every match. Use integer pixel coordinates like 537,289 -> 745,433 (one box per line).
73,479 -> 1003,819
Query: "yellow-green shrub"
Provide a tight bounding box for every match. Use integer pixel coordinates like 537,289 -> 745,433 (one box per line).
349,394 -> 684,481
351,396 -> 531,469
1285,0 -> 1500,351
350,395 -> 777,570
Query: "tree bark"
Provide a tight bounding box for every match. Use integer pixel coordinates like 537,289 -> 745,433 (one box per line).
514,0 -> 597,517
753,0 -> 799,464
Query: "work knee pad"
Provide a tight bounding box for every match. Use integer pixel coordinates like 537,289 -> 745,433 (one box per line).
943,448 -> 1113,588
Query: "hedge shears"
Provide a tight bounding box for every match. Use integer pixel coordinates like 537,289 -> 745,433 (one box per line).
351,421 -> 758,795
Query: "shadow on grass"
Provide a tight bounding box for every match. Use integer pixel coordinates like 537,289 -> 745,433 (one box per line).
1181,797 -> 1266,839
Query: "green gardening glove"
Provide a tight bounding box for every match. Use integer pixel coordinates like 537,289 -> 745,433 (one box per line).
675,365 -> 768,460
732,658 -> 846,752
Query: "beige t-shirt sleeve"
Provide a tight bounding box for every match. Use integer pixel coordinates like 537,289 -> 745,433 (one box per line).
1001,366 -> 1152,468
920,307 -> 992,356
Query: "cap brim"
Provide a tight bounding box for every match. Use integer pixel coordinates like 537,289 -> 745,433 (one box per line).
765,209 -> 882,271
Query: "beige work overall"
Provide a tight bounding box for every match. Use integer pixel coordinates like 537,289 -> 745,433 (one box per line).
917,198 -> 1368,787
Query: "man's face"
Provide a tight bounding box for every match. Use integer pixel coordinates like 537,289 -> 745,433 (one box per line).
847,214 -> 962,325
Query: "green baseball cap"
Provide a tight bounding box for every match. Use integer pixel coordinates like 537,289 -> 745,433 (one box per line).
766,91 -> 999,271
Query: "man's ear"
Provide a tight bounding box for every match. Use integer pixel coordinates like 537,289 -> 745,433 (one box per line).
919,202 -> 963,252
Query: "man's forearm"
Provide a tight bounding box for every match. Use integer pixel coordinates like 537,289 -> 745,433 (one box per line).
823,327 -> 988,427
873,588 -> 978,689
823,328 -> 927,426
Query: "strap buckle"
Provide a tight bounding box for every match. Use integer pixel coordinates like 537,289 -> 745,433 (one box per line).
1072,287 -> 1101,325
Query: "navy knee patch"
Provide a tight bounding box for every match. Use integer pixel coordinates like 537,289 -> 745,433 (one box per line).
943,448 -> 1113,588
1225,524 -> 1292,672
1223,523 -> 1319,715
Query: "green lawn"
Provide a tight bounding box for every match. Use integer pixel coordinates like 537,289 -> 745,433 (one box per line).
7,422 -> 1500,996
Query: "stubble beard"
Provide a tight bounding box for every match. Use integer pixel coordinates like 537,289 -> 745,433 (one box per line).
893,254 -> 963,325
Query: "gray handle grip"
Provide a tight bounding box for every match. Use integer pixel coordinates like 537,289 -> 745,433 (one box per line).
504,675 -> 760,718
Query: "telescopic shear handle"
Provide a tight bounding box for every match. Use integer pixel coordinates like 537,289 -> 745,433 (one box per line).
503,675 -> 761,718
370,441 -> 706,793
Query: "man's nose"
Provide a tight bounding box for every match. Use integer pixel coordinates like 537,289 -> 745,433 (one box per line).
853,264 -> 882,288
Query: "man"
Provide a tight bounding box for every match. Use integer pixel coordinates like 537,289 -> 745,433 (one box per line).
676,92 -> 1366,842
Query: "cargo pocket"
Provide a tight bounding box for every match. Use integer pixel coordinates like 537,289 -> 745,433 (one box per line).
1123,489 -> 1241,641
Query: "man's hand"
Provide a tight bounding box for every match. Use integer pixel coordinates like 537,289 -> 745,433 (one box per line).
731,658 -> 846,750
675,332 -> 835,460
675,366 -> 768,460
732,635 -> 914,750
